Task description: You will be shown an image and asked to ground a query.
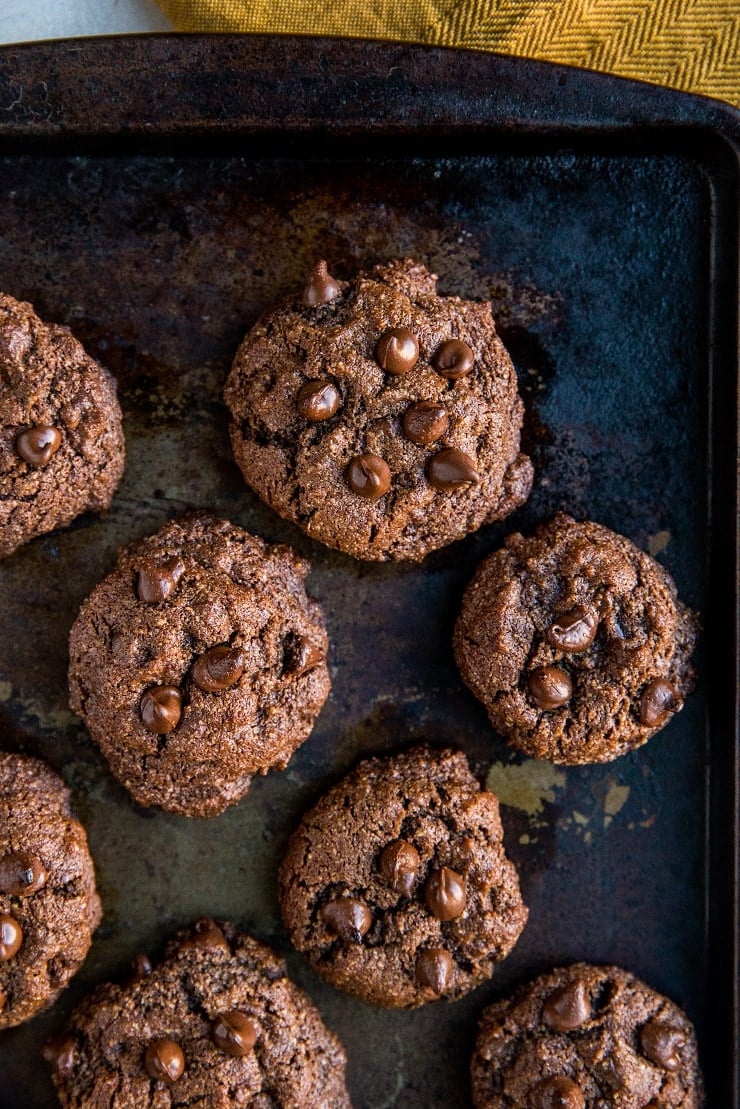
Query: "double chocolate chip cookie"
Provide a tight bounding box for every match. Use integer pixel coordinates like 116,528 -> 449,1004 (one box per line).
279,745 -> 527,1008
224,258 -> 532,561
0,292 -> 125,558
454,514 -> 697,764
470,962 -> 704,1107
68,514 -> 330,818
0,751 -> 101,1029
44,918 -> 350,1108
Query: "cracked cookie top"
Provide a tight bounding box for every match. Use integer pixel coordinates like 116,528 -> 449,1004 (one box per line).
453,514 -> 698,764
0,292 -> 124,559
278,745 -> 527,1008
224,259 -> 532,562
68,514 -> 330,818
44,918 -> 351,1109
0,752 -> 101,1030
470,962 -> 704,1108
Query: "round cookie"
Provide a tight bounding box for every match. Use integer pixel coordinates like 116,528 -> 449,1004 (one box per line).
68,514 -> 330,818
224,258 -> 533,561
453,514 -> 697,764
44,918 -> 351,1108
470,962 -> 704,1108
0,292 -> 125,559
0,751 -> 101,1029
278,745 -> 527,1008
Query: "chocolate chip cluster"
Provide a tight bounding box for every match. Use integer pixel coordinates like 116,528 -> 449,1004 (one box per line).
0,851 -> 49,980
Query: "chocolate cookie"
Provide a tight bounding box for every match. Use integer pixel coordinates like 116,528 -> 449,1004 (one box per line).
224,258 -> 532,561
0,751 -> 101,1029
44,918 -> 350,1108
278,745 -> 527,1008
0,292 -> 124,558
68,514 -> 330,818
453,514 -> 697,764
470,962 -> 704,1108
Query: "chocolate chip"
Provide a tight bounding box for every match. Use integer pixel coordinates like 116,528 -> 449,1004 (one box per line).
0,987 -> 6,1012
302,260 -> 341,307
179,917 -> 230,954
296,379 -> 341,421
285,635 -> 324,678
131,953 -> 153,979
321,897 -> 372,942
140,685 -> 182,733
433,339 -> 475,379
191,645 -> 244,692
639,678 -> 680,727
137,558 -> 185,603
144,1039 -> 185,1083
424,867 -> 467,920
15,425 -> 62,467
0,914 -> 23,960
415,948 -> 453,995
378,839 -> 420,896
0,851 -> 48,896
402,401 -> 449,445
528,666 -> 572,710
546,606 -> 598,653
530,1076 -> 585,1109
345,454 -> 391,499
211,1010 -> 258,1057
375,328 -> 419,375
42,1036 -> 77,1078
427,448 -> 479,491
543,980 -> 591,1031
640,1019 -> 685,1071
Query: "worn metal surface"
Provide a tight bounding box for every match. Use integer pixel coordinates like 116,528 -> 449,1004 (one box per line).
0,36 -> 737,1109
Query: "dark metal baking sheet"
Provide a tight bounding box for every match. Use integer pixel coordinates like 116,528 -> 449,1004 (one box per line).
0,35 -> 737,1108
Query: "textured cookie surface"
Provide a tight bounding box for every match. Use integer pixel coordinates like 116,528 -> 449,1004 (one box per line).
224,258 -> 532,561
68,514 -> 330,818
45,919 -> 351,1109
279,745 -> 527,1008
453,514 -> 697,764
471,962 -> 704,1108
0,292 -> 124,558
0,752 -> 101,1029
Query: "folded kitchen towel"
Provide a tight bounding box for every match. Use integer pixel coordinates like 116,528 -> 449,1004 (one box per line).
156,0 -> 740,108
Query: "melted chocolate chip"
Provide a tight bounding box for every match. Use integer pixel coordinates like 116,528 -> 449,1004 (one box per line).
639,678 -> 680,727
179,917 -> 230,954
375,328 -> 419,375
296,379 -> 341,421
345,454 -> 391,499
0,987 -> 6,1013
427,448 -> 479,491
0,915 -> 23,961
42,1036 -> 77,1078
530,1076 -> 586,1109
285,635 -> 324,678
137,558 -> 185,603
528,667 -> 572,710
15,425 -> 62,467
415,948 -> 453,995
402,401 -> 449,445
191,646 -> 244,692
0,851 -> 48,896
433,339 -> 475,379
140,685 -> 182,733
546,606 -> 599,653
211,1010 -> 258,1057
424,867 -> 467,921
321,898 -> 372,942
131,953 -> 153,979
640,1019 -> 685,1071
378,839 -> 420,896
144,1039 -> 185,1083
302,260 -> 341,307
543,980 -> 591,1031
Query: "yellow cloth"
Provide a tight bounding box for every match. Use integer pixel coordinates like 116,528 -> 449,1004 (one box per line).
157,0 -> 740,108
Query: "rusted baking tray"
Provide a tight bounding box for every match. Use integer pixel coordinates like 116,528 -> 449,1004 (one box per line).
0,34 -> 737,1108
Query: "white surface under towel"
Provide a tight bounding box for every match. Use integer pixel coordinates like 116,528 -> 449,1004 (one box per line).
0,0 -> 172,45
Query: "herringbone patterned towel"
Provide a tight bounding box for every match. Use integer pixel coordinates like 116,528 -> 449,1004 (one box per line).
157,0 -> 739,107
